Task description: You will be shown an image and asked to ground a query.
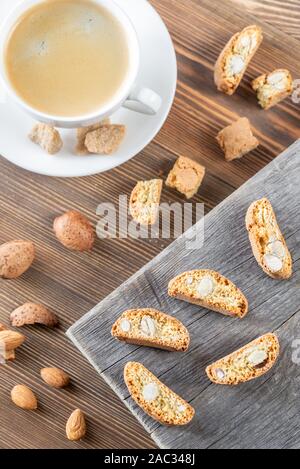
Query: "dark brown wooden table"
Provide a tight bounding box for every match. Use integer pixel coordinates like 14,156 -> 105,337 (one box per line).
0,0 -> 299,449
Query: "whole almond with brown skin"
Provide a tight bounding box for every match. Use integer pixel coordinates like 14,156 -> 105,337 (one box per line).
0,330 -> 25,351
41,367 -> 70,388
11,384 -> 38,410
0,324 -> 17,360
10,303 -> 58,328
0,240 -> 35,279
53,210 -> 95,251
66,409 -> 86,441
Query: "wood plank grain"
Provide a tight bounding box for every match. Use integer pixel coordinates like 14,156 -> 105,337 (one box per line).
68,140 -> 300,448
232,0 -> 300,41
1,0 -> 300,449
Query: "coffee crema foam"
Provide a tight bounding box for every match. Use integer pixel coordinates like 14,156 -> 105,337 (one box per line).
4,0 -> 130,117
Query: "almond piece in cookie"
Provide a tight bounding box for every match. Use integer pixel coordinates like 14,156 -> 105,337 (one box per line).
75,118 -> 111,155
215,25 -> 263,95
10,303 -> 58,328
206,333 -> 280,385
166,156 -> 206,199
53,210 -> 95,251
124,362 -> 195,425
29,123 -> 63,155
130,179 -> 163,225
252,69 -> 293,110
85,124 -> 125,154
168,270 -> 248,318
112,309 -> 190,352
217,117 -> 259,161
0,240 -> 35,279
246,198 -> 292,279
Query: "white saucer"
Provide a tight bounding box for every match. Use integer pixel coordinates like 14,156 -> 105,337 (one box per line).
0,0 -> 177,177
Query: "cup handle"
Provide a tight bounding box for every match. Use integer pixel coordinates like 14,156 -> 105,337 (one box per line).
123,84 -> 162,115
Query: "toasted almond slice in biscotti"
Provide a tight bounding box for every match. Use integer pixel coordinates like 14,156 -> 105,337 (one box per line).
124,362 -> 195,425
246,198 -> 292,279
206,333 -> 280,385
168,270 -> 248,318
111,309 -> 190,352
214,25 -> 263,95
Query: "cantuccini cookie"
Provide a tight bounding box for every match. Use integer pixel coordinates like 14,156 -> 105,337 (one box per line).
252,69 -> 293,110
168,270 -> 248,318
214,25 -> 263,95
246,198 -> 292,279
130,179 -> 163,225
165,156 -> 206,199
217,117 -> 259,161
124,362 -> 195,425
206,333 -> 280,385
111,309 -> 190,352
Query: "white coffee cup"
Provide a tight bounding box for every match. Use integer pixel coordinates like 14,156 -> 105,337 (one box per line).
0,0 -> 162,128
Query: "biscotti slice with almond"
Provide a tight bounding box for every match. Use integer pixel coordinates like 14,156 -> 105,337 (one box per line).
246,198 -> 292,279
124,362 -> 195,425
252,69 -> 293,110
130,179 -> 163,225
168,270 -> 248,318
111,309 -> 190,352
206,333 -> 280,385
214,25 -> 263,95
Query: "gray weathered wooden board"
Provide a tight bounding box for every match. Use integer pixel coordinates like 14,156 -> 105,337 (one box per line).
67,140 -> 300,449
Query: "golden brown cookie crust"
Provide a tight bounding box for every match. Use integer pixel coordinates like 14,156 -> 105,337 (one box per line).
111,308 -> 190,352
168,269 -> 248,318
245,198 -> 292,279
124,362 -> 195,425
214,25 -> 263,95
206,333 -> 280,385
129,179 -> 163,225
252,69 -> 293,109
216,117 -> 259,161
166,156 -> 205,199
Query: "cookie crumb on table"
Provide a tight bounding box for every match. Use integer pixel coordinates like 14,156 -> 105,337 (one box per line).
29,123 -> 63,155
216,117 -> 259,161
166,155 -> 205,199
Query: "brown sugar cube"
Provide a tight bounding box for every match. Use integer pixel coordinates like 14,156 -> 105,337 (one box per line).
29,123 -> 63,155
85,124 -> 126,155
216,117 -> 259,161
165,156 -> 205,199
75,118 -> 110,155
